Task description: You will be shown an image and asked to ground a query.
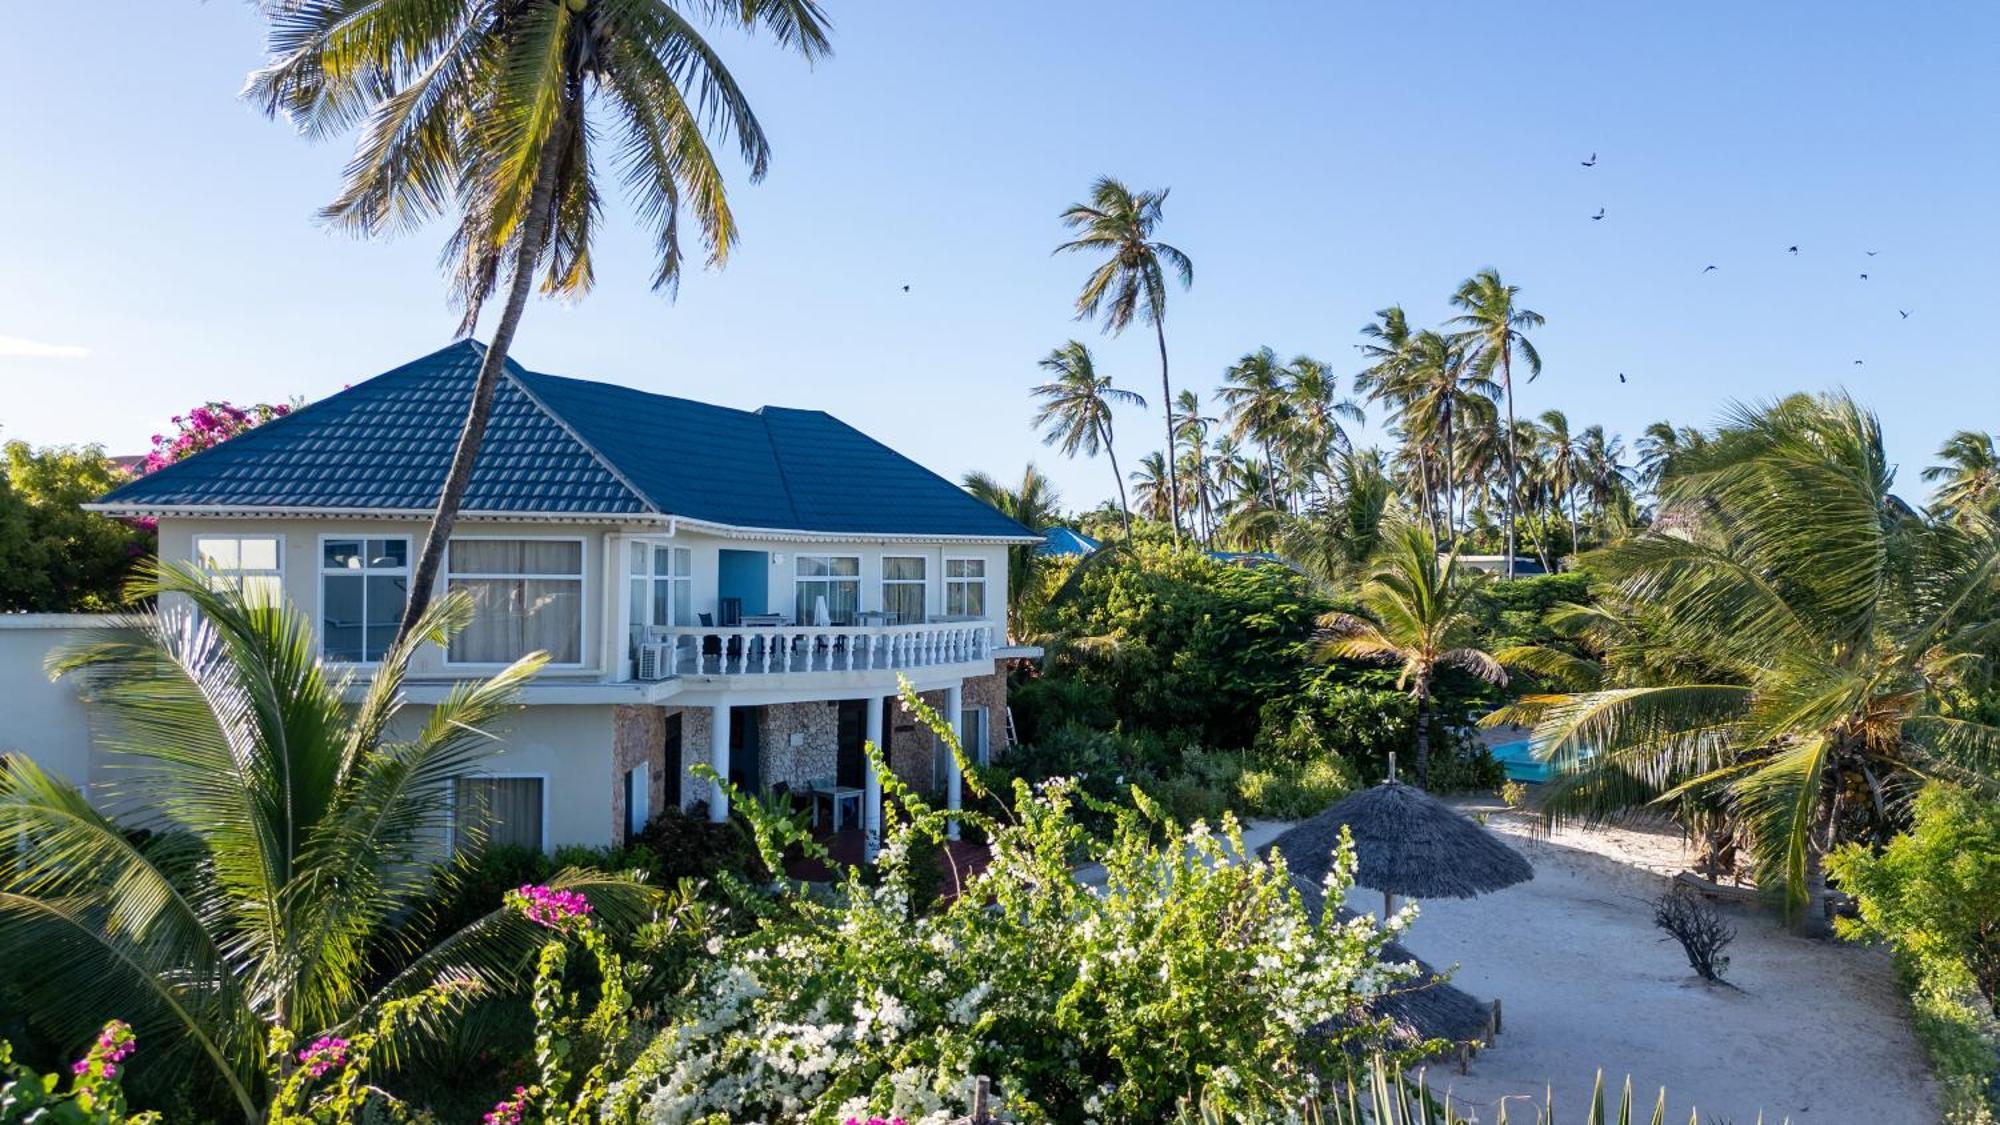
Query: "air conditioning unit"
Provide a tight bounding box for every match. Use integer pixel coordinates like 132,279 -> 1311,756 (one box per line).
636,642 -> 675,681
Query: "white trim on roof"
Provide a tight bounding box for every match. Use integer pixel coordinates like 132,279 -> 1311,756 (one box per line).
82,503 -> 1042,545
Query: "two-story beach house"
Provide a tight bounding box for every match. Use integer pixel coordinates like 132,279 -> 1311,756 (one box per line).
84,342 -> 1040,854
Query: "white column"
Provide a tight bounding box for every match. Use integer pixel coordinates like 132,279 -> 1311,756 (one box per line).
863,694 -> 884,861
945,681 -> 964,842
707,704 -> 730,823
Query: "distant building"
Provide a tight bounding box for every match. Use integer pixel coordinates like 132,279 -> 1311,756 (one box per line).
1453,554 -> 1549,577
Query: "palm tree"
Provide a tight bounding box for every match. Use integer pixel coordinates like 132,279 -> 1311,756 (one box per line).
1283,448 -> 1396,584
1056,177 -> 1194,541
964,466 -> 1064,638
1537,409 -> 1583,562
1577,425 -> 1633,535
248,1 -> 833,645
1449,270 -> 1545,578
1923,430 -> 2000,520
1129,452 -> 1174,524
1284,355 -> 1366,502
1318,523 -> 1507,786
0,564 -> 649,1121
1219,347 -> 1295,516
1174,390 -> 1220,541
1635,420 -> 1705,495
1507,393 -> 2000,926
1031,341 -> 1146,538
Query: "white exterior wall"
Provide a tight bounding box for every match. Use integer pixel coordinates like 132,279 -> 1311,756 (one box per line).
0,615 -> 115,789
154,516 -> 1011,682
393,703 -> 619,851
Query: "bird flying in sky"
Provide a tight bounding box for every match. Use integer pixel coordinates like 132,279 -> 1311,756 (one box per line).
1581,152 -> 1597,167
1591,207 -> 1605,220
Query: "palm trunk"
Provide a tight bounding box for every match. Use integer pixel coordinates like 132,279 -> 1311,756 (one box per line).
1565,490 -> 1580,567
1103,421 -> 1133,540
1413,680 -> 1433,788
1441,398 -> 1457,546
1154,319 -> 1183,543
1502,350 -> 1518,579
1265,443 -> 1282,515
397,118 -> 570,642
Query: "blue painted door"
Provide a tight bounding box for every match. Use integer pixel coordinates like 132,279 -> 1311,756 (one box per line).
717,549 -> 769,617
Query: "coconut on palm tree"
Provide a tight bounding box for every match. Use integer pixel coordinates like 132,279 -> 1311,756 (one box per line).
1448,270 -> 1544,578
1317,523 -> 1507,786
1031,341 -> 1146,538
1056,177 -> 1194,541
248,0 -> 832,645
0,564 -> 651,1121
1501,393 -> 2000,927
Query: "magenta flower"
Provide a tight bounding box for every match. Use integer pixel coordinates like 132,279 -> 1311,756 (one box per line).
511,884 -> 592,928
70,1019 -> 137,1082
296,1035 -> 350,1079
484,1085 -> 532,1125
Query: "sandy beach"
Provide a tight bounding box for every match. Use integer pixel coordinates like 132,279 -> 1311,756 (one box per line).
1344,797 -> 1939,1124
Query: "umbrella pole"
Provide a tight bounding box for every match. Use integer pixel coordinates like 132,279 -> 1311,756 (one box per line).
1384,890 -> 1395,919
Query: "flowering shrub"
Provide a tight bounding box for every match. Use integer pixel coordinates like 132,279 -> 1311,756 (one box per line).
141,401 -> 294,474
511,883 -> 595,929
0,1020 -> 158,1124
294,1037 -> 350,1080
603,680 -> 1423,1124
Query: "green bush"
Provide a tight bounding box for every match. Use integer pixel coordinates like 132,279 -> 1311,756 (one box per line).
1830,786 -> 2000,1122
630,803 -> 768,885
1237,754 -> 1357,820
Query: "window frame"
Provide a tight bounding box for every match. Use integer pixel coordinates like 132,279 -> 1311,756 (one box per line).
943,556 -> 989,620
963,705 -> 991,768
192,534 -> 285,602
879,555 -> 928,625
628,541 -> 694,636
446,772 -> 551,854
315,533 -> 411,666
442,535 -> 590,670
793,553 -> 862,626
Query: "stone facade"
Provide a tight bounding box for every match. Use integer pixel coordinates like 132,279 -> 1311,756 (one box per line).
884,673 -> 1009,795
611,704 -> 668,842
760,700 -> 841,792
962,671 -> 1008,765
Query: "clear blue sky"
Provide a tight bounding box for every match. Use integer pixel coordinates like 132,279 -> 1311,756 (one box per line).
3,3 -> 1995,511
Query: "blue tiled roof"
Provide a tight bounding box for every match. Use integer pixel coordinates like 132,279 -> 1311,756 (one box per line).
1036,527 -> 1101,557
100,341 -> 1035,539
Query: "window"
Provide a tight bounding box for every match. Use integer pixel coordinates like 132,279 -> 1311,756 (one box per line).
794,555 -> 860,625
319,538 -> 409,662
446,539 -> 585,665
452,776 -> 545,852
962,706 -> 991,767
628,543 -> 693,645
881,556 -> 926,625
194,535 -> 283,604
944,558 -> 987,619
624,762 -> 651,839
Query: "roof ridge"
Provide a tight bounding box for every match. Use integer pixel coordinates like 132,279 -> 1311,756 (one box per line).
757,410 -> 807,529
504,368 -> 663,516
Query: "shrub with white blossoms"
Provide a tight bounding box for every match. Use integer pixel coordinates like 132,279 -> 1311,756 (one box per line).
605,682 -> 1423,1124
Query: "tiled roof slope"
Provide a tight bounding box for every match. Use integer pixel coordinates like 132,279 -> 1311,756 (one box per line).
99,341 -> 1035,539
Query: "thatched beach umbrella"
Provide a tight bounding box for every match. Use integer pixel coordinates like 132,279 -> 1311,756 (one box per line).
1261,779 -> 1533,919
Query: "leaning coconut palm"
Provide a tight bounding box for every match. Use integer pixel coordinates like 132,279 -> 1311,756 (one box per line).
1448,270 -> 1544,578
1923,429 -> 2000,521
0,563 -> 653,1122
963,465 -> 1063,638
1056,177 -> 1194,541
247,1 -> 833,646
1498,393 -> 2000,928
1031,341 -> 1146,538
1317,523 -> 1507,786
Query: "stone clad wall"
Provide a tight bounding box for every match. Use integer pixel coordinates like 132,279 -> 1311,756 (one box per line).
610,704 -> 667,842
760,701 -> 840,791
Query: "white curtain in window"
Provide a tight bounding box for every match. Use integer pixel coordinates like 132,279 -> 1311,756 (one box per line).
454,777 -> 545,852
448,540 -> 584,663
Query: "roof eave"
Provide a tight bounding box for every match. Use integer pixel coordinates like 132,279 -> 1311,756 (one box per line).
86,503 -> 1044,544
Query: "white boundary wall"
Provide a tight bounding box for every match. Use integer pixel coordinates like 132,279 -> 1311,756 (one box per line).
0,614 -> 119,790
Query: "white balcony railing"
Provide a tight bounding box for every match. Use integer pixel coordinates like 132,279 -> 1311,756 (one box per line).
634,621 -> 994,680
